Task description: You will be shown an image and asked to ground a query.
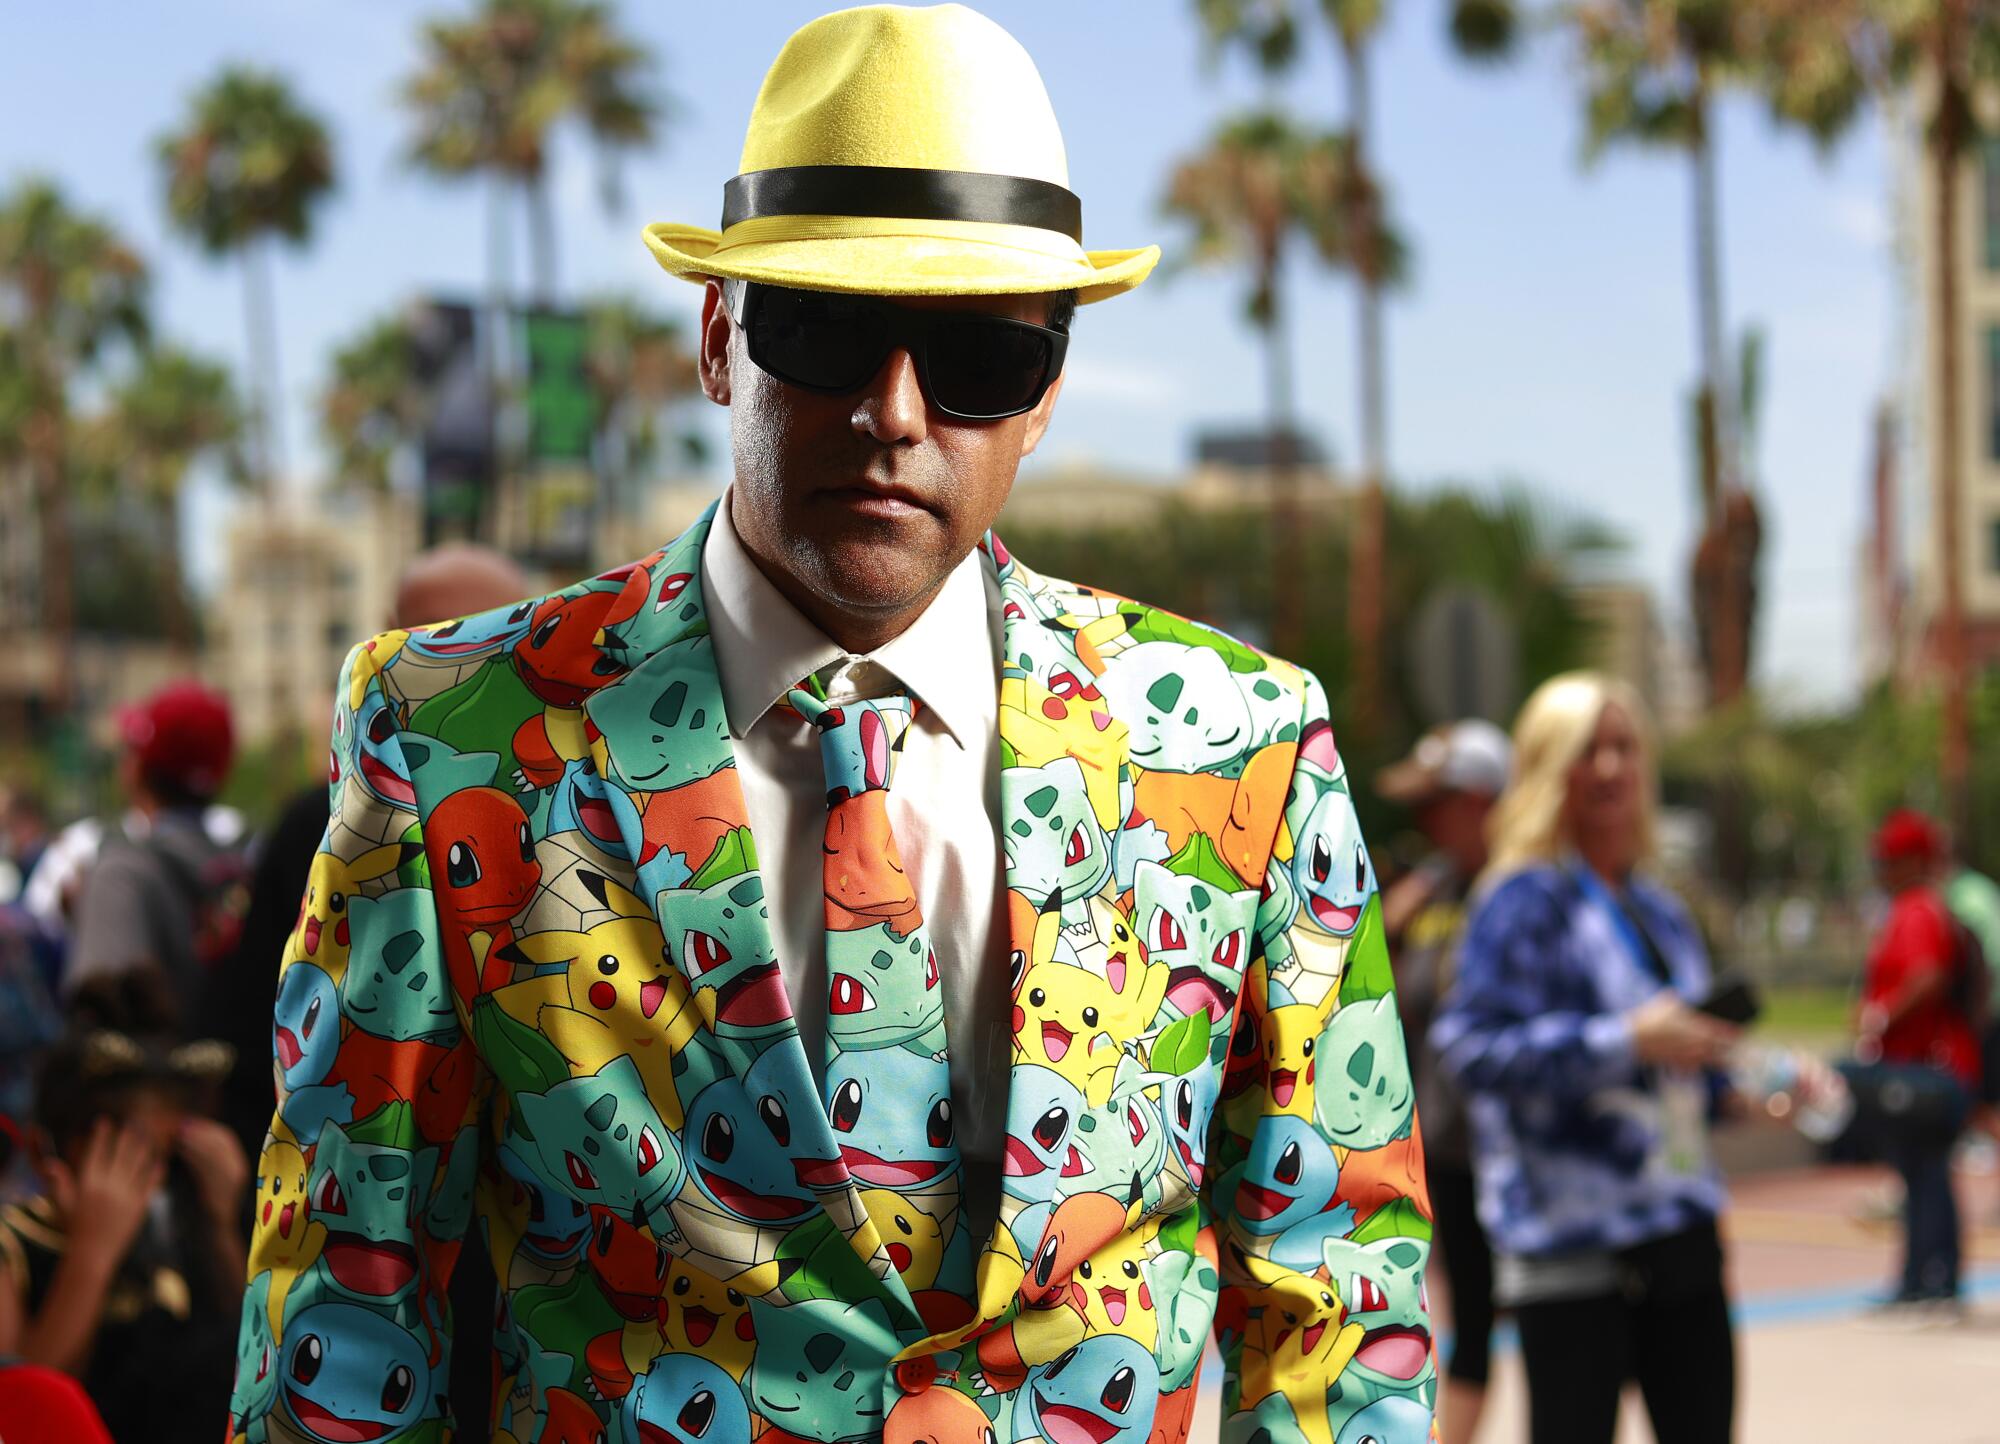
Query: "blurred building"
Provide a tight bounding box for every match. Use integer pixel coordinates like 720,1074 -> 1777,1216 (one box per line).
207,491 -> 420,746
1572,582 -> 1703,738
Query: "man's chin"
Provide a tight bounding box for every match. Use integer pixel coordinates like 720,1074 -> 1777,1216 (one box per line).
795,526 -> 961,614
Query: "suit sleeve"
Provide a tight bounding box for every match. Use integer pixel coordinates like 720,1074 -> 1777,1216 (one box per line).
1431,872 -> 1638,1102
1205,669 -> 1437,1438
229,641 -> 486,1444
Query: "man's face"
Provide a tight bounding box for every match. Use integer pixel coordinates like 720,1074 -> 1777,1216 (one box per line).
699,280 -> 1065,620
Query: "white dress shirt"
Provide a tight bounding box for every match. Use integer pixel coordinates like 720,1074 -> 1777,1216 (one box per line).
700,490 -> 1012,1164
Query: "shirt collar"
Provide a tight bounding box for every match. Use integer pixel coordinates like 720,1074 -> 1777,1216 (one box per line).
700,487 -> 999,747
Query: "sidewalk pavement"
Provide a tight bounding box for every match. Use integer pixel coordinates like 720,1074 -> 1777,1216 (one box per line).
1186,1159 -> 2000,1443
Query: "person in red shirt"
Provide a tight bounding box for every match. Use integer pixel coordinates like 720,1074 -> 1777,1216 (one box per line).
1859,808 -> 1979,1309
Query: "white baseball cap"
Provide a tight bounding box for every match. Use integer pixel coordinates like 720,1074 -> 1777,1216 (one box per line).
1376,719 -> 1513,803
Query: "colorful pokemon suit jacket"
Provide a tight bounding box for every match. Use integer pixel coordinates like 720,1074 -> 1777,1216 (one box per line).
231,503 -> 1437,1444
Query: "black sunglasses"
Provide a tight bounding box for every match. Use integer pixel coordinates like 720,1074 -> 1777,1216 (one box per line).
731,282 -> 1069,422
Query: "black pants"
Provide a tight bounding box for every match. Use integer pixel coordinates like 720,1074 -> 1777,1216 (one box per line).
1891,1130 -> 1962,1299
1430,1162 -> 1497,1385
1513,1220 -> 1735,1444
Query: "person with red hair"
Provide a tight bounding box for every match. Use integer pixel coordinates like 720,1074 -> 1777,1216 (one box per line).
1859,808 -> 1981,1314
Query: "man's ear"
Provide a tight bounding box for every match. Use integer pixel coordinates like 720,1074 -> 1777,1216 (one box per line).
699,279 -> 733,407
1018,370 -> 1065,460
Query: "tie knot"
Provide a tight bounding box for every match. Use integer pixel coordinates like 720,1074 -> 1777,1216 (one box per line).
786,676 -> 919,801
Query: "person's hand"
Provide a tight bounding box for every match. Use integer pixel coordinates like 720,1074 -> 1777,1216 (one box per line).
44,1119 -> 162,1269
176,1116 -> 250,1228
1627,992 -> 1739,1070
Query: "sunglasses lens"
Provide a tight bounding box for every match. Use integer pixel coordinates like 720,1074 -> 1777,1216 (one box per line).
748,288 -> 888,391
926,318 -> 1055,418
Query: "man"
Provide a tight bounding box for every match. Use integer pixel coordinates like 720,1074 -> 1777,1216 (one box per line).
1377,721 -> 1508,1444
231,10 -> 1433,1444
65,682 -> 238,1018
1858,809 -> 1979,1314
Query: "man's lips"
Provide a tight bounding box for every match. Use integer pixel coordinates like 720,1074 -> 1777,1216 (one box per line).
286,1388 -> 390,1443
324,1237 -> 419,1296
822,482 -> 936,515
838,1145 -> 943,1187
1356,1324 -> 1433,1380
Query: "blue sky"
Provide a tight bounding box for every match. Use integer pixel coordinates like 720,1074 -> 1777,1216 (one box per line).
0,1 -> 1894,705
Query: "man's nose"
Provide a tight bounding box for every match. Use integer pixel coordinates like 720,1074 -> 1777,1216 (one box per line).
850,347 -> 929,445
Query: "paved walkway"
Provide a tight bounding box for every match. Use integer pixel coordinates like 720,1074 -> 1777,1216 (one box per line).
1187,1159 -> 2000,1442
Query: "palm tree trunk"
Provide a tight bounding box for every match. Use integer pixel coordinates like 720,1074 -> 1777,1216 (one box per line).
1265,250 -> 1306,662
527,169 -> 558,307
1934,0 -> 1973,845
483,173 -> 516,547
244,238 -> 286,503
1345,35 -> 1386,739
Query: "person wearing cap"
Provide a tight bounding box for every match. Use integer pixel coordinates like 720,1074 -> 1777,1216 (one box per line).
1858,808 -> 1979,1313
65,682 -> 237,1011
230,8 -> 1433,1443
1376,720 -> 1509,1444
1432,673 -> 1741,1444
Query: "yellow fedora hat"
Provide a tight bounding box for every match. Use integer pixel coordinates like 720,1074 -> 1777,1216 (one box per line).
644,4 -> 1158,304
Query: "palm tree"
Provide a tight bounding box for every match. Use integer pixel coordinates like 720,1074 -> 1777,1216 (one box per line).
402,0 -> 660,306
321,311 -> 435,496
91,347 -> 244,651
1197,0 -> 1401,730
1163,111 -> 1402,661
156,68 -> 335,497
0,179 -> 149,713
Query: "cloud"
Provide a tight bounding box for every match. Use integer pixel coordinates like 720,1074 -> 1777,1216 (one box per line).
1828,191 -> 1889,251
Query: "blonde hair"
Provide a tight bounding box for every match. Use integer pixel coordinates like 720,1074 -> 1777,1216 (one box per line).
1483,670 -> 1658,883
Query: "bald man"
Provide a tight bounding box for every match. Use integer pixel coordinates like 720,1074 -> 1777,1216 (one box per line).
211,544 -> 531,1153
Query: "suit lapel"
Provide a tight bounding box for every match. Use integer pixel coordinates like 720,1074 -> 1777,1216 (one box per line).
584,503 -> 921,1332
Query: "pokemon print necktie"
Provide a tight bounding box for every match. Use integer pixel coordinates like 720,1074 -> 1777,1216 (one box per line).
785,675 -> 974,1302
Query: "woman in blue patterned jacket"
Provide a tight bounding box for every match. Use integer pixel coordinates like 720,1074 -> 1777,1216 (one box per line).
1432,672 -> 1742,1444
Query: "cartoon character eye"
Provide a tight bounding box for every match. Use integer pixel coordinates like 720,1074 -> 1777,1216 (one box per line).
1063,823 -> 1091,868
1352,840 -> 1369,892
301,994 -> 322,1040
1032,1106 -> 1068,1150
1126,1103 -> 1146,1146
1274,1141 -> 1302,1187
310,1171 -> 346,1216
1153,909 -> 1185,953
1351,1273 -> 1388,1312
1034,1235 -> 1061,1288
1044,1344 -> 1078,1380
725,1288 -> 743,1307
1028,988 -> 1046,1008
1048,669 -> 1083,700
678,1390 -> 717,1438
1231,1016 -> 1259,1058
532,614 -> 562,649
328,891 -> 346,914
1212,929 -> 1242,970
254,1343 -> 270,1383
1082,1007 -> 1099,1027
595,954 -> 619,976
924,948 -> 938,990
1123,1259 -> 1141,1279
1303,1036 -> 1314,1058
637,1126 -> 665,1176
518,822 -> 534,862
1008,948 -> 1026,994
829,1079 -> 863,1133
656,572 -> 692,610
381,1362 -> 415,1413
595,1213 -> 617,1255
367,707 -> 395,745
1079,1260 -> 1093,1279
759,1095 -> 789,1146
432,620 -> 463,640
683,930 -> 731,974
702,1113 -> 734,1163
927,1097 -> 954,1148
289,1334 -> 323,1385
565,1152 -> 599,1191
1102,1365 -> 1137,1413
829,974 -> 875,1014
1419,1273 -> 1430,1311
446,841 -> 481,888
1310,833 -> 1333,885
1175,1078 -> 1195,1129
506,600 -> 534,623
